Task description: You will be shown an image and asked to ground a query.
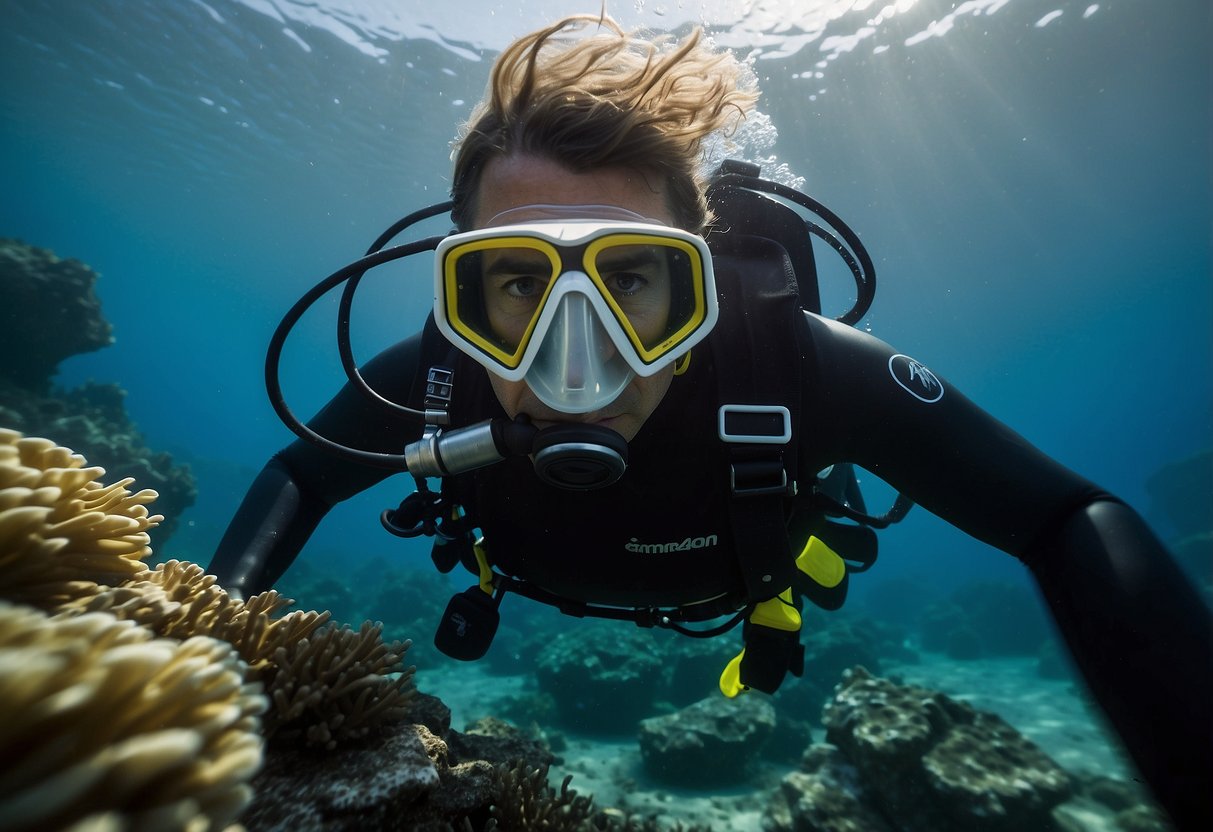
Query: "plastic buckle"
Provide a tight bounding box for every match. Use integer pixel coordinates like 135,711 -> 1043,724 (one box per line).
718,404 -> 791,445
424,366 -> 453,426
730,459 -> 792,497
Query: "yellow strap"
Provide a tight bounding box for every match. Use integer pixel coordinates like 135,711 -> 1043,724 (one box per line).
472,538 -> 494,595
719,649 -> 746,698
748,588 -> 801,632
796,535 -> 846,589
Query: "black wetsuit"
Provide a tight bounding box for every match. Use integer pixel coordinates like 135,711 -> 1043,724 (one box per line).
211,309 -> 1211,831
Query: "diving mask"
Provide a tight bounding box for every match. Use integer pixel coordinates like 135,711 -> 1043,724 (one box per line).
434,219 -> 718,414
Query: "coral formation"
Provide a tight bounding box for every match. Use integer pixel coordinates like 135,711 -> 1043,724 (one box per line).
0,239 -> 195,545
485,764 -> 597,830
812,666 -> 1072,832
638,694 -> 776,786
262,619 -> 416,749
242,721 -> 450,830
0,602 -> 265,832
1,430 -> 418,829
244,707 -> 578,831
763,745 -> 894,832
0,238 -> 112,391
0,430 -> 160,610
71,559 -> 332,675
534,623 -> 666,733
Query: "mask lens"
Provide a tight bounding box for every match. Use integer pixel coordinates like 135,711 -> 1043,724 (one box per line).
445,239 -> 559,368
586,236 -> 706,362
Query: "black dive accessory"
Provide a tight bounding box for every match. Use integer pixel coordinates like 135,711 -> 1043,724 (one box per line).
707,159 -> 875,325
263,203 -> 630,489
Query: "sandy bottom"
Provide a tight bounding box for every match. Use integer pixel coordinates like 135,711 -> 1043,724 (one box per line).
419,652 -> 1146,831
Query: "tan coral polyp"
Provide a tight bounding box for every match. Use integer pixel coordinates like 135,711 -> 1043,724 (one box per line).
0,431 -> 162,611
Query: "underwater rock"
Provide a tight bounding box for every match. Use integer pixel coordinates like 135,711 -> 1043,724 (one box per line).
763,745 -> 895,832
243,722 -> 446,830
406,691 -> 454,739
245,710 -> 577,830
0,237 -> 113,391
535,622 -> 665,733
821,666 -> 1072,832
656,630 -> 738,708
638,694 -> 776,787
448,716 -> 557,771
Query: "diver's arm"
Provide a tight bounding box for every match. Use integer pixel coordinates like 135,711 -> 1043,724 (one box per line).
800,313 -> 1212,831
1024,499 -> 1212,831
208,332 -> 427,597
207,455 -> 329,599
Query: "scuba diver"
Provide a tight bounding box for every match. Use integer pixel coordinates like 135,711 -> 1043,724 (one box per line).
208,14 -> 1211,831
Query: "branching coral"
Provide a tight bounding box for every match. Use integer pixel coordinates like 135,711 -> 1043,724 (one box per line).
0,601 -> 265,832
488,765 -> 596,829
451,763 -> 715,832
0,429 -> 160,610
1,429 -> 421,828
262,620 -> 416,749
71,558 -> 331,679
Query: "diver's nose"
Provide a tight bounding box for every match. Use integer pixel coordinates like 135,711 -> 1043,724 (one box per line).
525,283 -> 635,414
553,292 -> 613,391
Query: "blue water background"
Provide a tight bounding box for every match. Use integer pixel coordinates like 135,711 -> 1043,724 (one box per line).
2,0 -> 1209,604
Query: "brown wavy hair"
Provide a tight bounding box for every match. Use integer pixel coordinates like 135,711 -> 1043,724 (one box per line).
450,14 -> 756,233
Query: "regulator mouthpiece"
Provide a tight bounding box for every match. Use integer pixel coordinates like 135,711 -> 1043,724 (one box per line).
402,416 -> 627,489
531,423 -> 629,490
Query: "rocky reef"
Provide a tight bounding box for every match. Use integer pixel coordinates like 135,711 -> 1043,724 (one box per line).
762,666 -> 1174,832
0,238 -> 195,545
638,695 -> 776,787
535,625 -> 670,734
0,237 -> 113,391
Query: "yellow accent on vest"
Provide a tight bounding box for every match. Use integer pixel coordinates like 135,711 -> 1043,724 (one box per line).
749,588 -> 801,632
796,535 -> 846,588
719,649 -> 746,698
472,538 -> 494,595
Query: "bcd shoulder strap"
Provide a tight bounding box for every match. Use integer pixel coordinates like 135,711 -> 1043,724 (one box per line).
707,232 -> 806,603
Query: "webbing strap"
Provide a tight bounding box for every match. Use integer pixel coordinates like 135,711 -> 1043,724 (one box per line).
708,235 -> 805,604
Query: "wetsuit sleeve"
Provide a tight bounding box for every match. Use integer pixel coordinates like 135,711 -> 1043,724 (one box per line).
799,313 -> 1211,831
207,333 -> 427,598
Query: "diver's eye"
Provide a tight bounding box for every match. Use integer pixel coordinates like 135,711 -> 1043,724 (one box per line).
502,275 -> 548,299
604,271 -> 649,296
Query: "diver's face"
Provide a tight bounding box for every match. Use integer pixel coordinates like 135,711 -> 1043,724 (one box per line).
473,153 -> 677,441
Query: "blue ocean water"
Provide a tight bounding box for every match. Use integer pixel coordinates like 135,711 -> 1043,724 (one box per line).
1,0 -> 1209,602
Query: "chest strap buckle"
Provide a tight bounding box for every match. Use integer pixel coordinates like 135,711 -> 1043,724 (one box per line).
729,459 -> 792,497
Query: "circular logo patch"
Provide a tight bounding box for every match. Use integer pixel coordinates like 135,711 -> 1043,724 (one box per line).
889,354 -> 944,403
